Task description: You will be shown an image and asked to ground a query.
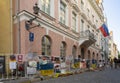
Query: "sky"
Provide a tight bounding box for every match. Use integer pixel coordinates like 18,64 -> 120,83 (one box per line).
103,0 -> 120,51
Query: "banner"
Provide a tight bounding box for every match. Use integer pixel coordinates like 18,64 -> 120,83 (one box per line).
37,63 -> 54,76
9,61 -> 17,69
40,69 -> 54,76
27,67 -> 37,75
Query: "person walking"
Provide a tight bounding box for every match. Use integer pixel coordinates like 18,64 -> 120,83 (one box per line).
110,58 -> 114,69
114,57 -> 118,69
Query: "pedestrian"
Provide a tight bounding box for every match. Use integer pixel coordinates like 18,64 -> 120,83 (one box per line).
98,60 -> 103,71
110,58 -> 113,69
86,60 -> 90,69
114,57 -> 118,69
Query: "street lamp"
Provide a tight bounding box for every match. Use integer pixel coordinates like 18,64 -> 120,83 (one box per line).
25,3 -> 40,31
24,3 -> 40,77
33,3 -> 40,15
25,18 -> 40,31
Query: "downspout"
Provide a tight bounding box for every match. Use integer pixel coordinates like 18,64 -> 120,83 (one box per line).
16,0 -> 21,54
10,0 -> 13,54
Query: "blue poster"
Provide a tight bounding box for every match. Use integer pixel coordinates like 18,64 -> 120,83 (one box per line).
37,63 -> 54,70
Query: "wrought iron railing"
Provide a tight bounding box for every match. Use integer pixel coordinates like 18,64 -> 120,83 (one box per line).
80,30 -> 96,39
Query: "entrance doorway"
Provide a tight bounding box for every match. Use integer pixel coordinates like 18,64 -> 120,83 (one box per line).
81,48 -> 84,59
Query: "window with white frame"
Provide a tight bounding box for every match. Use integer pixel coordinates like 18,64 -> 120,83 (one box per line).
42,36 -> 51,56
74,0 -> 78,4
80,19 -> 84,32
87,8 -> 90,17
60,1 -> 66,24
81,0 -> 84,10
96,33 -> 99,46
60,42 -> 66,62
87,25 -> 90,30
41,0 -> 50,15
72,12 -> 77,31
96,20 -> 98,27
92,15 -> 95,23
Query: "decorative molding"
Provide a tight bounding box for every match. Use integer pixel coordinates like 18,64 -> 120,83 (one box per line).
39,10 -> 56,21
14,10 -> 79,41
72,4 -> 80,13
71,29 -> 79,35
88,0 -> 104,20
59,22 -> 69,29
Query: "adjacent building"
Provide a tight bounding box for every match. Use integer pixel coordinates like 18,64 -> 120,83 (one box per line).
108,31 -> 119,59
0,0 -> 13,54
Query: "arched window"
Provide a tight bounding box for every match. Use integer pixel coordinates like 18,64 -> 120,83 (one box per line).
41,36 -> 51,56
60,42 -> 66,62
72,45 -> 77,60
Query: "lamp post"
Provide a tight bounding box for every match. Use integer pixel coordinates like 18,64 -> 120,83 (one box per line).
24,3 -> 40,78
33,3 -> 40,15
25,3 -> 40,31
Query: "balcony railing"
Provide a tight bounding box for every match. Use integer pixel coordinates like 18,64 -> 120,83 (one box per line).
80,30 -> 95,39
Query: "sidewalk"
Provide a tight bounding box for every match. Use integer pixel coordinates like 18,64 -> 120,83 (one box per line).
1,68 -> 100,83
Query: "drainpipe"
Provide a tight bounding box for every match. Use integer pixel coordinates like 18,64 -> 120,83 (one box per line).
16,0 -> 21,78
10,0 -> 13,54
16,0 -> 21,54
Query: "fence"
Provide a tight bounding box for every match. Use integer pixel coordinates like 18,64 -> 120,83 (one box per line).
0,54 -> 100,81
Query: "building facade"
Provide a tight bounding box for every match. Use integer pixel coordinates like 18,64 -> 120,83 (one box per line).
12,0 -> 105,62
0,0 -> 109,76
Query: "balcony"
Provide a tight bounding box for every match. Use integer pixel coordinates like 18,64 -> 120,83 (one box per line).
79,30 -> 96,47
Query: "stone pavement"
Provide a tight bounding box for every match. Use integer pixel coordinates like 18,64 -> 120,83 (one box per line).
34,68 -> 120,83
1,67 -> 120,83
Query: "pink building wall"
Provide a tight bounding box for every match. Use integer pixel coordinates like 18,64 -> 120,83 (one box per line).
13,0 -> 101,61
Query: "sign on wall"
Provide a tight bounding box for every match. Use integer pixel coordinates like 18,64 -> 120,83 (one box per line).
29,32 -> 34,42
17,54 -> 23,62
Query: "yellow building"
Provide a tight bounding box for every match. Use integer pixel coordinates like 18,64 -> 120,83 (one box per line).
0,0 -> 13,54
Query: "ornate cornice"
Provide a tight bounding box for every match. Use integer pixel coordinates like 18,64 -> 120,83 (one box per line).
14,10 -> 79,41
88,0 -> 104,20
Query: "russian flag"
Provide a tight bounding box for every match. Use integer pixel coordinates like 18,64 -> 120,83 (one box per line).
99,24 -> 109,37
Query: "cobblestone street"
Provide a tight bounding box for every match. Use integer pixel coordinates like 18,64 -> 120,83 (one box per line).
34,68 -> 120,83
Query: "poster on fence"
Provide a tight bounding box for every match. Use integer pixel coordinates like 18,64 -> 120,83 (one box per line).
27,67 -> 37,75
74,59 -> 80,68
0,56 -> 5,73
38,63 -> 54,76
60,62 -> 66,74
9,61 -> 17,69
